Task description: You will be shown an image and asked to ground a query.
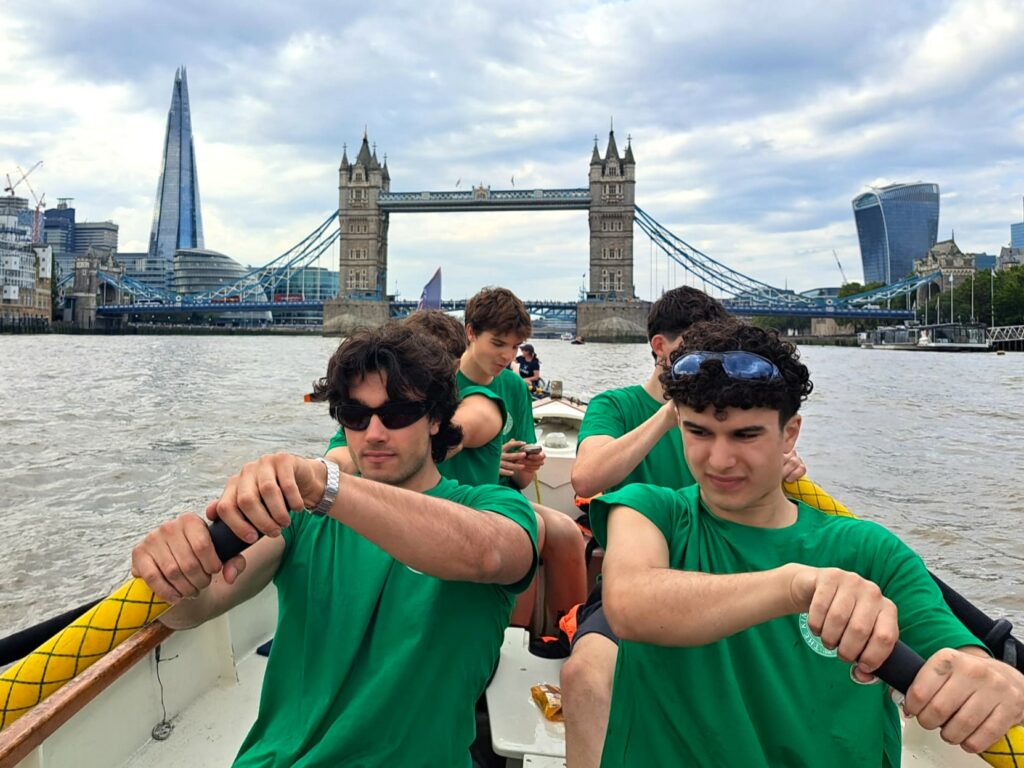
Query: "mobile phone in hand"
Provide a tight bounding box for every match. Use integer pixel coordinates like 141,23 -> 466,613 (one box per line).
523,444 -> 543,455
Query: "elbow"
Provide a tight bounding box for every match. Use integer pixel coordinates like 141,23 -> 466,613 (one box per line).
571,466 -> 599,499
477,547 -> 506,583
602,579 -> 644,642
477,534 -> 533,585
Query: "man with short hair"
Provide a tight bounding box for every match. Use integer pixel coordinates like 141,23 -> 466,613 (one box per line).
462,286 -> 586,627
592,320 -> 1024,766
563,287 -> 804,767
131,323 -> 538,767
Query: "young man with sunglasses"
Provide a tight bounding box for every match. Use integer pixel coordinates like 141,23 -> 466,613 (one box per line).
462,286 -> 587,628
131,323 -> 538,767
325,309 -> 507,487
589,320 -> 1024,766
562,286 -> 806,768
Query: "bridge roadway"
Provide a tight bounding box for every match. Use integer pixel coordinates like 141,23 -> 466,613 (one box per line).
378,188 -> 591,213
97,299 -> 914,321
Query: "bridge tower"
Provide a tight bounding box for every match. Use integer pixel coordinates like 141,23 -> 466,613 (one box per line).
325,131 -> 393,334
588,129 -> 636,299
338,131 -> 391,298
577,129 -> 649,342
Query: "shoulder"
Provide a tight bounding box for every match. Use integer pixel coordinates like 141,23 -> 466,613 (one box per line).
590,483 -> 692,546
795,504 -> 918,567
460,382 -> 503,402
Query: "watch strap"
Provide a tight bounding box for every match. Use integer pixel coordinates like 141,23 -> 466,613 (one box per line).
311,457 -> 340,517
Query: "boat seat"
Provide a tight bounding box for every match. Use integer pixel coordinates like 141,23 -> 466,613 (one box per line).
486,627 -> 566,765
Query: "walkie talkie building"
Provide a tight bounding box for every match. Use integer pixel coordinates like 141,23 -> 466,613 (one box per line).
148,67 -> 205,267
852,183 -> 939,285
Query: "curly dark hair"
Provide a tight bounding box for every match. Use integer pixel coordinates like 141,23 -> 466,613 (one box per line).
311,321 -> 463,463
403,309 -> 467,360
464,286 -> 532,338
661,320 -> 813,424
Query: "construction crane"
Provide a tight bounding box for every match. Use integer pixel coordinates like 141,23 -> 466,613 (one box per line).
3,162 -> 45,242
833,249 -> 849,285
4,161 -> 42,196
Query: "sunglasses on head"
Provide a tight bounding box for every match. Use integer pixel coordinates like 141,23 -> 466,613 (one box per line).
671,351 -> 782,382
337,400 -> 430,431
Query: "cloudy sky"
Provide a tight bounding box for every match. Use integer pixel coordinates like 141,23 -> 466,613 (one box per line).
2,0 -> 1023,300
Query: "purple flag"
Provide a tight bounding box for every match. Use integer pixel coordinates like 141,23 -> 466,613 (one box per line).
417,267 -> 442,310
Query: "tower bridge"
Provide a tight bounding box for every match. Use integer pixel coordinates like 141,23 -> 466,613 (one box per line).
92,127 -> 930,336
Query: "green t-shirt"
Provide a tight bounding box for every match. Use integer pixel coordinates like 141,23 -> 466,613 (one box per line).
576,384 -> 694,492
325,382 -> 507,488
589,484 -> 983,768
458,368 -> 536,489
233,478 -> 538,768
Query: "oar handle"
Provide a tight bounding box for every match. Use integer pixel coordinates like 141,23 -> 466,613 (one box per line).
208,518 -> 261,562
874,641 -> 1024,766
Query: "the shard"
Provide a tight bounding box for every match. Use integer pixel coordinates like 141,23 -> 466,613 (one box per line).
148,66 -> 204,263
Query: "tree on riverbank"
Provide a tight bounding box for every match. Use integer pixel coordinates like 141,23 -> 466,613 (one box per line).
921,267 -> 1024,326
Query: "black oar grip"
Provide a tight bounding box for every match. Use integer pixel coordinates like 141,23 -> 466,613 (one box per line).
874,641 -> 925,694
209,519 -> 261,561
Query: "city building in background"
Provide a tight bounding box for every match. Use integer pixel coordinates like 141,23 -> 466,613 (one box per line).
973,253 -> 997,271
42,199 -> 119,283
852,183 -> 940,285
263,266 -> 339,324
144,66 -> 205,290
1011,222 -> 1024,249
172,248 -> 270,323
999,246 -> 1023,271
1,196 -> 53,323
42,199 -> 75,274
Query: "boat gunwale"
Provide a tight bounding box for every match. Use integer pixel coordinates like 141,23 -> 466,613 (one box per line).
0,621 -> 173,767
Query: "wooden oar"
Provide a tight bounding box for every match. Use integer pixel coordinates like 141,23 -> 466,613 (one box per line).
0,520 -> 256,733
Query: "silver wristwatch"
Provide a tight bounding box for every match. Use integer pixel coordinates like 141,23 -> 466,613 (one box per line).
311,457 -> 341,516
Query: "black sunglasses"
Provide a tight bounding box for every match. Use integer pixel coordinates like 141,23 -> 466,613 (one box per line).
337,400 -> 430,431
671,351 -> 782,382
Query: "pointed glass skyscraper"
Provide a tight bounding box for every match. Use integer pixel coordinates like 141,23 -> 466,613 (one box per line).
148,66 -> 204,264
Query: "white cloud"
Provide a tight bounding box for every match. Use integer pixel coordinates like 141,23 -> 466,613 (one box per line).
2,0 -> 1023,299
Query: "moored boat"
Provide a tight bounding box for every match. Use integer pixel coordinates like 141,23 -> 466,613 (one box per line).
859,321 -> 992,352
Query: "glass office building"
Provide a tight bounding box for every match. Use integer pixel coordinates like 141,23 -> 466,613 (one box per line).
1011,221 -> 1024,249
852,183 -> 939,285
148,67 -> 204,268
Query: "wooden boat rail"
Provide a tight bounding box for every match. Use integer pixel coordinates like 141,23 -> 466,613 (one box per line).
0,622 -> 173,768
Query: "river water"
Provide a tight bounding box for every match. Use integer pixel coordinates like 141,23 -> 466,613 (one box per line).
0,335 -> 1021,637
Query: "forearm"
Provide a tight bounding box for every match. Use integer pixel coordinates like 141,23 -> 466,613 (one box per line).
327,474 -> 533,584
603,562 -> 798,646
573,413 -> 674,498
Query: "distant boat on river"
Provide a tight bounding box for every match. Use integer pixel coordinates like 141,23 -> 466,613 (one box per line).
859,322 -> 992,352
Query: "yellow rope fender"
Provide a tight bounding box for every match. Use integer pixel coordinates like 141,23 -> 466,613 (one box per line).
783,476 -> 1023,767
0,577 -> 169,730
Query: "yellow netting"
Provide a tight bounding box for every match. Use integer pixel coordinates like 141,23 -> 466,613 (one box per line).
783,476 -> 856,518
981,730 -> 1024,768
0,577 -> 169,730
